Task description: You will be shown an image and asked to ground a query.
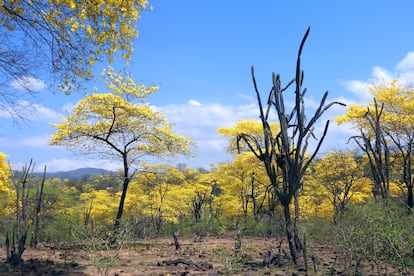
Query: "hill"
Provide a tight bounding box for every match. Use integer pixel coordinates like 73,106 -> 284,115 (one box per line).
44,167 -> 118,180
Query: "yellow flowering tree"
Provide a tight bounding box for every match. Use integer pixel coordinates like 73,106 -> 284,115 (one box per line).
336,80 -> 414,207
80,189 -> 119,227
217,119 -> 280,154
0,152 -> 12,216
218,120 -> 280,221
49,68 -> 193,231
213,152 -> 276,222
132,164 -> 186,233
304,151 -> 371,222
0,152 -> 10,193
0,0 -> 149,117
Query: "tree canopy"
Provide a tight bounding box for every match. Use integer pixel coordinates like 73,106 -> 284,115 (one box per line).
49,67 -> 192,164
336,80 -> 414,206
49,67 -> 194,230
0,0 -> 149,116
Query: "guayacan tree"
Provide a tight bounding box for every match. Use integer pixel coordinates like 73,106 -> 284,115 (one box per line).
308,151 -> 371,223
337,80 -> 414,207
0,0 -> 149,116
0,152 -> 11,195
237,28 -> 344,264
218,120 -> 280,221
49,68 -> 193,231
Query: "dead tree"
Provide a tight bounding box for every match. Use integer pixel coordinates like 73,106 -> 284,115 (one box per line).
7,160 -> 34,265
192,190 -> 207,223
31,165 -> 46,247
351,99 -> 390,200
237,27 -> 344,264
388,134 -> 413,208
383,111 -> 413,208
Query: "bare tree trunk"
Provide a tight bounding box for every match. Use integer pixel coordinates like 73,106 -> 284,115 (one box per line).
114,178 -> 129,231
32,165 -> 46,247
114,154 -> 131,232
283,202 -> 298,264
407,184 -> 413,209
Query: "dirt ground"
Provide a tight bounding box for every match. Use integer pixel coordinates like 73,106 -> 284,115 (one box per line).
0,236 -> 410,275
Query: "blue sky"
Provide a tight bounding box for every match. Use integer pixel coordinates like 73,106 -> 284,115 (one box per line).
1,1 -> 414,172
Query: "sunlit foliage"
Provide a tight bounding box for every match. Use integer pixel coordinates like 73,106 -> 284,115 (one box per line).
0,0 -> 149,93
0,152 -> 12,216
301,151 -> 371,221
49,68 -> 193,230
217,119 -> 280,154
336,80 -> 414,206
0,152 -> 10,193
49,68 -> 192,163
213,152 -> 275,221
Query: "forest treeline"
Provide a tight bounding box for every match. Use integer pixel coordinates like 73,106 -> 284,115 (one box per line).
1,144 -> 414,271
0,148 -> 409,238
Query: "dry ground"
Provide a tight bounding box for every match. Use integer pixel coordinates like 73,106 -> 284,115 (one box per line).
0,236 -> 410,275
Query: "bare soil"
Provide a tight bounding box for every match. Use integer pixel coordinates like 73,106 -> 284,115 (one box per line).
0,236 -> 410,275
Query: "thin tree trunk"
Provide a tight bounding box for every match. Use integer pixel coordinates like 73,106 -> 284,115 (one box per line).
113,177 -> 129,231
407,185 -> 413,209
113,154 -> 130,232
32,166 -> 46,247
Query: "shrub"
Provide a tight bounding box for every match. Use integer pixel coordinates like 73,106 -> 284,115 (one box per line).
335,200 -> 414,272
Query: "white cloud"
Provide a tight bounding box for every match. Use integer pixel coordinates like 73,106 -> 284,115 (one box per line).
153,101 -> 260,165
396,52 -> 414,71
341,51 -> 414,105
188,99 -> 202,106
159,102 -> 259,132
156,98 -> 351,166
0,100 -> 62,121
371,66 -> 393,82
31,103 -> 63,122
340,80 -> 371,103
342,66 -> 394,103
24,101 -> 62,121
11,76 -> 46,91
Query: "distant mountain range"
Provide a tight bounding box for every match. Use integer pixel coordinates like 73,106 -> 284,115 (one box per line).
41,167 -> 118,180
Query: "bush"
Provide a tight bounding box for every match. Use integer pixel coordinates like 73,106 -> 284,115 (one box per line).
335,200 -> 414,272
39,214 -> 81,243
300,216 -> 335,243
242,216 -> 285,238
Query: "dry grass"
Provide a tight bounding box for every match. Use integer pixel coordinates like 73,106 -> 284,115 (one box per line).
0,236 -> 408,275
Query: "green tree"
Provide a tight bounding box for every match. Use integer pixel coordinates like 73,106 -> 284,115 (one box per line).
49,68 -> 193,231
